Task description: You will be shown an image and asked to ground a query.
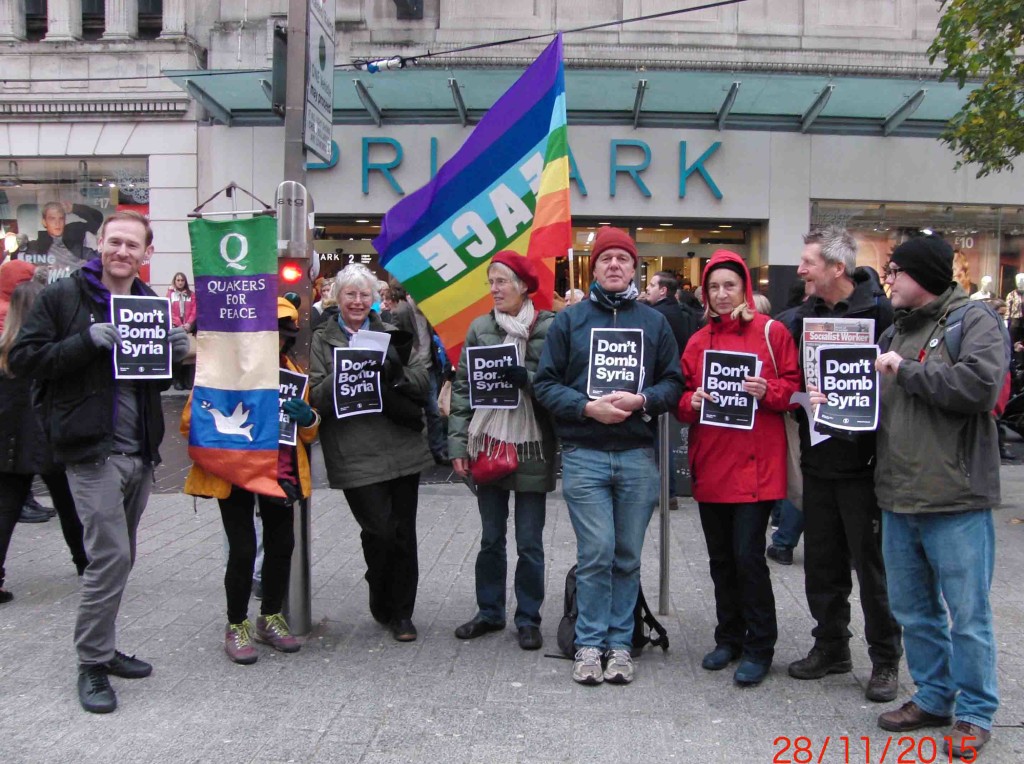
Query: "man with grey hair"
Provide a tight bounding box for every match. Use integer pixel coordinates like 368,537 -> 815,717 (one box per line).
784,226 -> 903,703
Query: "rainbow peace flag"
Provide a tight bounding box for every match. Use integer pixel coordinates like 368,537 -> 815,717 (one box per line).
373,34 -> 571,359
187,216 -> 284,498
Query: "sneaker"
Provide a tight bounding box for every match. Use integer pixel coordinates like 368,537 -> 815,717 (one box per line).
104,651 -> 152,678
603,649 -> 634,684
224,620 -> 258,664
255,613 -> 301,653
766,545 -> 793,565
866,663 -> 899,703
788,646 -> 852,680
572,647 -> 604,685
944,720 -> 991,759
702,645 -> 740,671
77,664 -> 117,714
734,659 -> 770,686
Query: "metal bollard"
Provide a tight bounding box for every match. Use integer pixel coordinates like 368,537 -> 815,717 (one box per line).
285,497 -> 313,635
657,413 -> 671,616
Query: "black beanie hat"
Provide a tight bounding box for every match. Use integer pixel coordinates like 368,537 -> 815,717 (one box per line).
705,260 -> 747,284
889,235 -> 954,296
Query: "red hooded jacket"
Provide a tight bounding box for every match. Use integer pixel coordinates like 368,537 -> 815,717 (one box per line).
676,250 -> 800,503
0,260 -> 36,333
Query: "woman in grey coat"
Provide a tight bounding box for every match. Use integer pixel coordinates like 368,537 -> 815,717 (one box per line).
449,251 -> 557,650
309,264 -> 434,642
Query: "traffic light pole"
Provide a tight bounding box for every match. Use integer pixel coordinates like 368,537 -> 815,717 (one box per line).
281,0 -> 313,636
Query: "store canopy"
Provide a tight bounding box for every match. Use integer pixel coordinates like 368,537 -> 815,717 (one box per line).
165,66 -> 974,137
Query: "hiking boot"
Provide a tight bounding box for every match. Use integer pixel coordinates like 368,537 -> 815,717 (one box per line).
866,663 -> 899,703
944,721 -> 991,759
104,651 -> 152,679
701,645 -> 740,671
734,659 -> 770,686
224,620 -> 258,664
788,646 -> 852,679
517,626 -> 542,651
572,647 -> 604,685
78,664 -> 116,714
877,701 -> 952,732
603,649 -> 634,684
255,613 -> 301,653
766,545 -> 793,565
455,616 -> 505,640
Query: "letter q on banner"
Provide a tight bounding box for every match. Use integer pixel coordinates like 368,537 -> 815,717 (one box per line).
220,233 -> 249,271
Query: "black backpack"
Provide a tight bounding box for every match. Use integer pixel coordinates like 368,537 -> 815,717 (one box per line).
555,564 -> 669,659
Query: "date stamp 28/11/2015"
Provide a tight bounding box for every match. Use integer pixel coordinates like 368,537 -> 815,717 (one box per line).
772,735 -> 981,764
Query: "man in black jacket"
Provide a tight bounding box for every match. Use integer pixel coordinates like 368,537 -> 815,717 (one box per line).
786,226 -> 902,703
645,270 -> 699,357
11,211 -> 188,714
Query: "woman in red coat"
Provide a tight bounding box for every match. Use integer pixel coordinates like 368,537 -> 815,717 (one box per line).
677,250 -> 800,686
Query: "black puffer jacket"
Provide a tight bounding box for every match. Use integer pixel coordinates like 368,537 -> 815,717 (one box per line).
786,268 -> 893,479
8,260 -> 169,466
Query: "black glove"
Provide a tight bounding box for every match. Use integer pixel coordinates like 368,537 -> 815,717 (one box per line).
494,364 -> 528,389
282,398 -> 316,427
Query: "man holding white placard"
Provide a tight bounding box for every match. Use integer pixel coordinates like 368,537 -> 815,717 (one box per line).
786,226 -> 902,704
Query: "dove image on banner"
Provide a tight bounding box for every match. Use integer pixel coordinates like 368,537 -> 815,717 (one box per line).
700,349 -> 759,430
372,34 -> 571,362
333,347 -> 384,418
813,344 -> 880,432
111,295 -> 172,380
467,344 -> 521,409
187,216 -> 283,497
587,328 -> 645,398
279,368 -> 309,446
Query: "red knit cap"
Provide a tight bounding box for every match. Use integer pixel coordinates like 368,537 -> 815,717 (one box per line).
490,251 -> 539,294
589,227 -> 638,270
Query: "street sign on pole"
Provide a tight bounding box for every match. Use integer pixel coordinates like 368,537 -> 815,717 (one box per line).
304,0 -> 336,163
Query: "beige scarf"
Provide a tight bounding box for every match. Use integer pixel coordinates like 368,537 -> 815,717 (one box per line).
467,298 -> 544,460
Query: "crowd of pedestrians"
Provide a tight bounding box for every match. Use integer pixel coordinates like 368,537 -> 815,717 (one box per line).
0,215 -> 1007,758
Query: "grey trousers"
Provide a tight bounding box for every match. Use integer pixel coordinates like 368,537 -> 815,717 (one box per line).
66,454 -> 152,666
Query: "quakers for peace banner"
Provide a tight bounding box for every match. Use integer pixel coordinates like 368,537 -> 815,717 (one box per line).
187,216 -> 283,497
372,34 -> 571,360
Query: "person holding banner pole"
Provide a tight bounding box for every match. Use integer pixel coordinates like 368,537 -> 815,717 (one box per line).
534,227 -> 683,686
9,211 -> 190,714
676,250 -> 800,687
448,251 -> 557,652
181,297 -> 319,665
309,264 -> 434,643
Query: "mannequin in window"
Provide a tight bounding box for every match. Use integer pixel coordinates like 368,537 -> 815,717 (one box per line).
1006,273 -> 1024,346
971,274 -> 994,301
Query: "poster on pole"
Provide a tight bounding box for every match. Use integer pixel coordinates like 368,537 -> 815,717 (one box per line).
111,295 -> 172,380
332,347 -> 384,418
587,328 -> 645,398
813,344 -> 879,432
466,344 -> 521,409
304,0 -> 336,163
278,368 -> 309,446
800,317 -> 875,389
699,350 -> 759,430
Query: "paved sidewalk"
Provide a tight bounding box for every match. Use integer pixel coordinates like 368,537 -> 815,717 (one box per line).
2,460 -> 1023,762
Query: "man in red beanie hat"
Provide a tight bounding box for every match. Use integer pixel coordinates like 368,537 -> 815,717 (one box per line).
534,226 -> 683,686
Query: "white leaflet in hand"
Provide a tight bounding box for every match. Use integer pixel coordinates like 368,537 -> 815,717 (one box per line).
790,392 -> 830,446
350,329 -> 391,354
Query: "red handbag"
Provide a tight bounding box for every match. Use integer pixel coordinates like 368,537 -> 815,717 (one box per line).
470,438 -> 519,485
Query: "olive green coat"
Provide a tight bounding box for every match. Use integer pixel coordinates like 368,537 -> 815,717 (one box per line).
309,313 -> 434,490
447,309 -> 557,493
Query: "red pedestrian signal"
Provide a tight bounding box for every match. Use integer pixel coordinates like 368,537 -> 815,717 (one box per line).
279,260 -> 303,284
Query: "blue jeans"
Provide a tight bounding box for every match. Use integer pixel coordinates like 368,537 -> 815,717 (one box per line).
883,510 -> 999,730
474,486 -> 546,628
771,498 -> 804,550
561,446 -> 659,650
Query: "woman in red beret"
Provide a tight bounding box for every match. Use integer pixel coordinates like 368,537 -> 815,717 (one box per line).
448,251 -> 558,651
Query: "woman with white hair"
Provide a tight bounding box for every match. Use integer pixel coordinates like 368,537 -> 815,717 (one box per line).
448,252 -> 557,650
309,264 -> 434,642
